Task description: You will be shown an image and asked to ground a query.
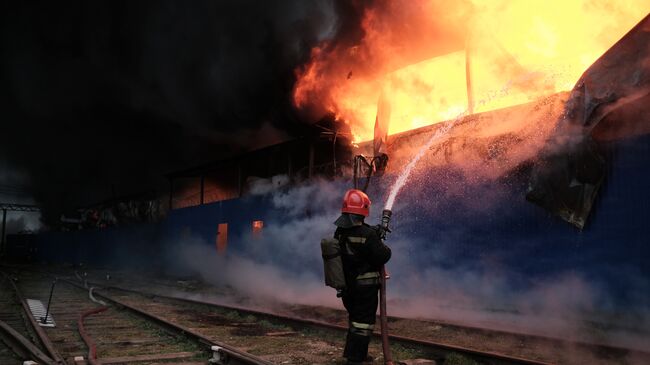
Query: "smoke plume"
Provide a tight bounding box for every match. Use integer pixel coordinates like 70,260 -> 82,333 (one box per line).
0,1 -> 363,225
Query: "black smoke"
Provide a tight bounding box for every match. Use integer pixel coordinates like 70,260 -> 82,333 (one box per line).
0,1 -> 369,225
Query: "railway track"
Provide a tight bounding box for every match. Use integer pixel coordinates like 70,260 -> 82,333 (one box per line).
97,285 -> 557,365
25,266 -> 565,365
72,267 -> 650,365
0,332 -> 20,365
2,269 -> 281,365
0,272 -> 61,365
0,273 -> 26,365
5,265 -> 650,365
91,271 -> 650,365
3,265 -> 557,365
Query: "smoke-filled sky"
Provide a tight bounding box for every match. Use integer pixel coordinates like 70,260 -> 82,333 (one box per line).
0,1 -> 380,226
2,1 -> 647,230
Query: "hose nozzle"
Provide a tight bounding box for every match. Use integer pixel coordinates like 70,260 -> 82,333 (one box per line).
378,209 -> 392,240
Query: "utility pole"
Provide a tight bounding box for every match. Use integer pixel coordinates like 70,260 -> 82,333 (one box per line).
1,209 -> 6,255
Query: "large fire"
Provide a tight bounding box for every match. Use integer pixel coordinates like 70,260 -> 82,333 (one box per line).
293,1 -> 650,142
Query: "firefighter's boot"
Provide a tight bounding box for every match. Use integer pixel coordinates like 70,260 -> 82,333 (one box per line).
343,322 -> 374,364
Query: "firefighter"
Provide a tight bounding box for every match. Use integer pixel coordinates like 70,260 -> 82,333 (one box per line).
334,189 -> 391,365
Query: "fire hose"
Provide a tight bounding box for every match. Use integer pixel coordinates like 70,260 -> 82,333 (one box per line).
379,209 -> 394,365
379,266 -> 394,365
78,287 -> 109,365
78,306 -> 108,365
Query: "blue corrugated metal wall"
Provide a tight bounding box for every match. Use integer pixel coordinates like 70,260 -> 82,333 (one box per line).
21,134 -> 650,310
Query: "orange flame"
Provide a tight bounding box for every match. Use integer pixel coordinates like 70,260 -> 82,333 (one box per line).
293,1 -> 650,142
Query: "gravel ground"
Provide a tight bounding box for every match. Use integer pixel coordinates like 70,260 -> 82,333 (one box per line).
41,264 -> 650,365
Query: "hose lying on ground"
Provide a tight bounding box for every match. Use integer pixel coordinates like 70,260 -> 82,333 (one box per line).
78,287 -> 109,365
88,287 -> 107,306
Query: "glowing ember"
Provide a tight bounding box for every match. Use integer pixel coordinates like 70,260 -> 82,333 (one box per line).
293,1 -> 650,142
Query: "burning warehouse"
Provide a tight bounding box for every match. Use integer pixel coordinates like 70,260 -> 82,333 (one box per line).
1,2 -> 650,365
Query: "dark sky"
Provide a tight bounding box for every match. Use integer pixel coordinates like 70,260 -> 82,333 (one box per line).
0,0 -> 370,224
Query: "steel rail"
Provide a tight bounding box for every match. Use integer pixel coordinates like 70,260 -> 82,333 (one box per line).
58,278 -> 274,365
12,265 -> 650,365
88,277 -> 650,363
0,271 -> 65,364
69,267 -> 645,357
85,282 -> 555,365
0,319 -> 55,365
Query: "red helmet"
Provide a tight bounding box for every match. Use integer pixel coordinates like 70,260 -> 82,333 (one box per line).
341,189 -> 371,217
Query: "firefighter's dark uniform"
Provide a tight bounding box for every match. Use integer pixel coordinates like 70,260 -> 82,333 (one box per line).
334,219 -> 391,365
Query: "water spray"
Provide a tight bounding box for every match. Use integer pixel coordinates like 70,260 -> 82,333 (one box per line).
376,87 -> 518,365
375,116 -> 460,365
366,80 -> 516,365
384,116 -> 458,211
384,80 -> 518,210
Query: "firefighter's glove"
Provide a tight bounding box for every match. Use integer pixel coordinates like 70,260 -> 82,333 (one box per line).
373,224 -> 391,240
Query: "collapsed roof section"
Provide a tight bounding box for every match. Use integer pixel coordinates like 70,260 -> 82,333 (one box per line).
527,14 -> 650,229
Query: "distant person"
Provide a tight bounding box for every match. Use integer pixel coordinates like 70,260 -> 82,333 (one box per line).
333,189 -> 391,365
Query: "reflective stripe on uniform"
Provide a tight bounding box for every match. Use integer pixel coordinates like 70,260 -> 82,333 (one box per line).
356,272 -> 380,280
356,271 -> 380,285
356,278 -> 380,286
349,321 -> 374,336
351,321 -> 374,329
347,236 -> 366,244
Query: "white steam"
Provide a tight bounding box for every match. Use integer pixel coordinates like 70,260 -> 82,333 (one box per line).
168,178 -> 649,352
